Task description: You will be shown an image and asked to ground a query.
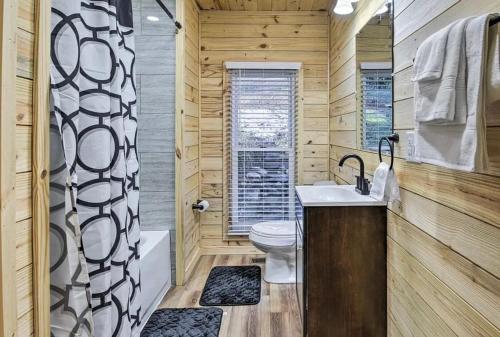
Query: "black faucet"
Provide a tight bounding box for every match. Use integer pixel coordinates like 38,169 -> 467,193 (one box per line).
338,154 -> 370,195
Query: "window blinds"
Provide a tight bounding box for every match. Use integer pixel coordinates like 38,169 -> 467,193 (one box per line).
360,69 -> 393,151
225,68 -> 298,235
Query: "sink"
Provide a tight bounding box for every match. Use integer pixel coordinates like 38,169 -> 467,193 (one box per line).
295,185 -> 387,207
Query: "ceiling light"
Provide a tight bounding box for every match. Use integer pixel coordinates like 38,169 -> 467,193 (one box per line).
351,0 -> 359,2
147,16 -> 160,22
375,2 -> 388,15
334,0 -> 354,15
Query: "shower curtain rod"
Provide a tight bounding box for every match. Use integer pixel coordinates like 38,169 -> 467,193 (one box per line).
155,0 -> 182,30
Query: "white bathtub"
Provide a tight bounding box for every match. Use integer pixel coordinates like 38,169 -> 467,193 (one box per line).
139,230 -> 172,332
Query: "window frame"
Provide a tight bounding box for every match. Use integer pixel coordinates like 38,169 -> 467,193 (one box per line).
222,63 -> 303,240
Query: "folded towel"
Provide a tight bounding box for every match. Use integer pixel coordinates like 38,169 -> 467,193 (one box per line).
369,162 -> 400,202
415,14 -> 494,172
412,25 -> 450,82
413,18 -> 469,125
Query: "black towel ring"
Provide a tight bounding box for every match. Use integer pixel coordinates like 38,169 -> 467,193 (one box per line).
378,133 -> 399,171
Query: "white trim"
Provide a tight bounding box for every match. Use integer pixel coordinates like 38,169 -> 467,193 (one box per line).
225,61 -> 302,70
360,62 -> 392,70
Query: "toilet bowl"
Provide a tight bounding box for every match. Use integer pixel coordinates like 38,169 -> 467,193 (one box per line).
249,220 -> 296,284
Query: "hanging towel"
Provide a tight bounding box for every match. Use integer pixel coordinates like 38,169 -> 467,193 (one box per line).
412,25 -> 450,81
369,162 -> 400,202
415,14 -> 496,172
370,162 -> 389,201
413,18 -> 469,125
486,22 -> 500,121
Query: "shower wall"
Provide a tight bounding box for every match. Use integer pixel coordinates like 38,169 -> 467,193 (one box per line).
133,0 -> 177,281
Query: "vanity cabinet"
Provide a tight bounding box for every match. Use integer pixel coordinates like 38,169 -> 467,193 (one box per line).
295,193 -> 387,337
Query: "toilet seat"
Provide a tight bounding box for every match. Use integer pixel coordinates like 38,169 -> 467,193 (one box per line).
250,221 -> 295,247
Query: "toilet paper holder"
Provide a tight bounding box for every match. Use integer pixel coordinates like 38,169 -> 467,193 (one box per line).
192,199 -> 209,212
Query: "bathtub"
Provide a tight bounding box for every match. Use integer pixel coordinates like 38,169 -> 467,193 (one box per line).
139,230 -> 172,332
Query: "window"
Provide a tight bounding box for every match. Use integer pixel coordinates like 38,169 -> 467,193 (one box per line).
225,67 -> 298,235
360,68 -> 393,151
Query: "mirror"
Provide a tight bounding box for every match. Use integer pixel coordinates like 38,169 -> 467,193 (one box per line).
355,2 -> 394,152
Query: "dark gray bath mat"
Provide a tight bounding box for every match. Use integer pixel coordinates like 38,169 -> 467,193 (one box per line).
199,266 -> 261,306
141,308 -> 223,337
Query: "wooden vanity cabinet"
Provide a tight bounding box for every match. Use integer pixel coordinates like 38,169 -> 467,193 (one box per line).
296,198 -> 387,337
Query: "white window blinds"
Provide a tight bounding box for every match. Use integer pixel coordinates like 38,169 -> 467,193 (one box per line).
360,69 -> 393,151
225,68 -> 298,235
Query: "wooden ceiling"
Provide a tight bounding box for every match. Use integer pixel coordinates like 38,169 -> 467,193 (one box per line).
195,0 -> 334,11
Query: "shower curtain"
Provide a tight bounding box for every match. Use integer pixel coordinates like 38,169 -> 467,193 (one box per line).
50,0 -> 141,336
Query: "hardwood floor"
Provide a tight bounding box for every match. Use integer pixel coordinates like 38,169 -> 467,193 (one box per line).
159,255 -> 302,337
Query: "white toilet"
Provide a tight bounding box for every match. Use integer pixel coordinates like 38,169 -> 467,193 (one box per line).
249,220 -> 296,284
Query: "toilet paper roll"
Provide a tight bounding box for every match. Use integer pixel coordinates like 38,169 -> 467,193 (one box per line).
195,200 -> 210,212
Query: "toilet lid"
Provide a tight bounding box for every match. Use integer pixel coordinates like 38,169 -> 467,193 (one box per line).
251,221 -> 295,238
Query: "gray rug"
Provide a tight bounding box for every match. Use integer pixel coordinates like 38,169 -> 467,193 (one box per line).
141,308 -> 223,337
199,266 -> 261,306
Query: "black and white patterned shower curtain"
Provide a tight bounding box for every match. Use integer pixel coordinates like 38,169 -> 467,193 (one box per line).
50,0 -> 141,336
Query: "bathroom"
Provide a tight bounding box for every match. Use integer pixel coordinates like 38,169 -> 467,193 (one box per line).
0,0 -> 499,336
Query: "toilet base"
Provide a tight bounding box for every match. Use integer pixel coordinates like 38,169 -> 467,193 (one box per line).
264,250 -> 296,284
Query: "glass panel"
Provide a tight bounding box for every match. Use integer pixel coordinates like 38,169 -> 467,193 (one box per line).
355,3 -> 394,152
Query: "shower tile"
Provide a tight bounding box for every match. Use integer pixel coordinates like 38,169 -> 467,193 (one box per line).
138,131 -> 175,153
141,0 -> 176,11
138,112 -> 172,131
141,8 -> 177,36
140,152 -> 175,192
140,75 -> 175,114
135,37 -> 175,75
140,192 -> 175,230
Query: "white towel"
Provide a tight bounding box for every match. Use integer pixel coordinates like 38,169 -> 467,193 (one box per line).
412,25 -> 450,82
369,163 -> 400,202
413,19 -> 468,125
370,162 -> 389,201
415,14 -> 495,172
486,22 -> 500,118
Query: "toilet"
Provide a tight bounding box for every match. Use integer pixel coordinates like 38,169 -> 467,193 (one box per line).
249,220 -> 296,284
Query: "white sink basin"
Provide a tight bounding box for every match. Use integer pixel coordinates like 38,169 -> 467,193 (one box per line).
295,185 -> 387,207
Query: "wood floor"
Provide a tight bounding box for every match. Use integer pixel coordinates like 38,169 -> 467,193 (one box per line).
159,255 -> 302,337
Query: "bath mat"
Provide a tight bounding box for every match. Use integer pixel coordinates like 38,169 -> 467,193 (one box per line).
141,308 -> 223,337
200,266 -> 261,306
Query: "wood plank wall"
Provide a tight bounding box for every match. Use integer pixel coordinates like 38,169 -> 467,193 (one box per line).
178,0 -> 202,283
16,0 -> 36,335
329,0 -> 500,335
198,11 -> 330,254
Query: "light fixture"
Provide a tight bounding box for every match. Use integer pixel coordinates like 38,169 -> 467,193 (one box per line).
334,0 -> 354,15
375,2 -> 388,15
147,16 -> 160,22
350,0 -> 359,2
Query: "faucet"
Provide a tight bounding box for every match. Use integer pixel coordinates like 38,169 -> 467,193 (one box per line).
338,154 -> 370,195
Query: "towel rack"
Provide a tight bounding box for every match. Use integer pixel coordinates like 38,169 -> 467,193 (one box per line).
378,133 -> 399,171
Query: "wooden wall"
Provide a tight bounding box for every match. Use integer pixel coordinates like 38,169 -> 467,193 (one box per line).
329,0 -> 500,336
198,10 -> 330,254
176,0 -> 201,284
16,0 -> 36,335
0,0 -> 38,334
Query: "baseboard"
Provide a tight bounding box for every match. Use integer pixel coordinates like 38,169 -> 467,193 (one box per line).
200,245 -> 265,256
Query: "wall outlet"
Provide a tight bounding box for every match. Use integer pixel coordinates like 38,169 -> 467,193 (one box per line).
405,131 -> 420,163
